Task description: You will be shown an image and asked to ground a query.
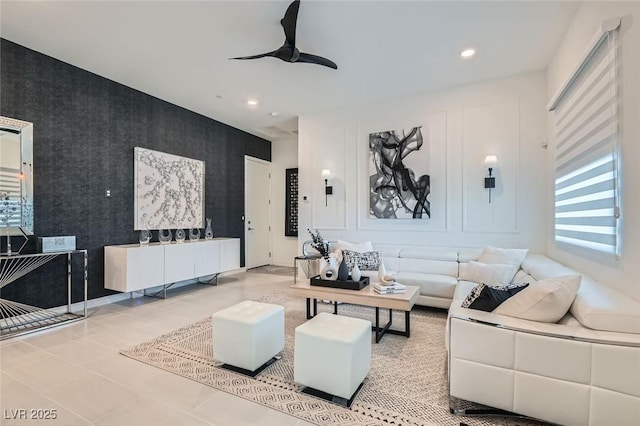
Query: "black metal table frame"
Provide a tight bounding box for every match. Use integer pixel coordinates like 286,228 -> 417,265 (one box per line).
305,297 -> 411,343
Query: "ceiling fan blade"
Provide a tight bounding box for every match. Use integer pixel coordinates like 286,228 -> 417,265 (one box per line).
281,0 -> 300,46
297,52 -> 338,70
230,51 -> 277,60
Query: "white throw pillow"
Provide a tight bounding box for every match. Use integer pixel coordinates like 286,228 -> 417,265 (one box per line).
458,261 -> 518,285
334,240 -> 374,253
478,246 -> 529,269
494,275 -> 582,322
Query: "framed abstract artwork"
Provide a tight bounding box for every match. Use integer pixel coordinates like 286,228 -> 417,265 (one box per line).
369,126 -> 431,219
134,147 -> 205,230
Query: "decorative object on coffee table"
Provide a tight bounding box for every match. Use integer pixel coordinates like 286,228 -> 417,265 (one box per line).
310,276 -> 370,291
337,258 -> 349,281
307,229 -> 330,260
175,228 -> 186,243
319,256 -> 339,281
351,264 -> 361,282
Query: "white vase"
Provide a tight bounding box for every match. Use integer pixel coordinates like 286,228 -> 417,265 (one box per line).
378,262 -> 394,284
351,264 -> 361,282
377,262 -> 387,281
320,257 -> 339,281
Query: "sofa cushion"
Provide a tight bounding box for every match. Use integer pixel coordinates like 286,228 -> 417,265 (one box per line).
511,269 -> 537,285
458,248 -> 484,262
459,261 -> 517,285
399,247 -> 458,262
494,275 -> 581,323
521,254 -> 576,280
570,277 -> 640,334
398,258 -> 459,277
478,246 -> 529,269
461,283 -> 529,311
334,240 -> 373,253
395,272 -> 457,299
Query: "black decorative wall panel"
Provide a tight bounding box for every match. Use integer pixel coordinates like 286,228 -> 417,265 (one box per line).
285,168 -> 298,236
0,39 -> 270,307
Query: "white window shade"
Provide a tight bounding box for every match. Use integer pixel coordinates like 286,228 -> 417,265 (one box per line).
550,21 -> 621,255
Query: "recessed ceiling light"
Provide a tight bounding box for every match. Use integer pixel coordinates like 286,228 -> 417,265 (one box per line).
269,112 -> 280,117
247,99 -> 259,106
460,48 -> 476,58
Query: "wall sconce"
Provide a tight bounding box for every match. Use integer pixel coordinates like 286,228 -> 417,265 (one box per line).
484,155 -> 497,203
321,169 -> 332,206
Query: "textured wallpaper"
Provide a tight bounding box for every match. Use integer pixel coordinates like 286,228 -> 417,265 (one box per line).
0,39 -> 270,307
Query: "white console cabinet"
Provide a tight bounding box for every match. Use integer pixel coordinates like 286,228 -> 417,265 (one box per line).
104,238 -> 240,293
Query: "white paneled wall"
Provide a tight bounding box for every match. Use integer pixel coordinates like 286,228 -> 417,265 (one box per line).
462,101 -> 520,233
298,72 -> 547,251
310,124 -> 347,230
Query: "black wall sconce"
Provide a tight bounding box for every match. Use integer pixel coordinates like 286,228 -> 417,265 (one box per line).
484,155 -> 497,203
321,169 -> 333,206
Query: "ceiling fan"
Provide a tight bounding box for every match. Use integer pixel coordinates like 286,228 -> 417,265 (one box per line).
230,0 -> 338,70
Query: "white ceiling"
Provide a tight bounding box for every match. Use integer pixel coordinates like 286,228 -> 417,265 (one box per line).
0,1 -> 579,141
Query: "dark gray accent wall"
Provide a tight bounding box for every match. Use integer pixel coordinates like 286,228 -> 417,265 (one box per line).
0,39 -> 270,307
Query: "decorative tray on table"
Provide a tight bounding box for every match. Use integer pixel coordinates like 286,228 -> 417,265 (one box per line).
309,276 -> 370,290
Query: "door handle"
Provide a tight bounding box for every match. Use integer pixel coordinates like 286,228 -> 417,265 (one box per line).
248,227 -> 255,231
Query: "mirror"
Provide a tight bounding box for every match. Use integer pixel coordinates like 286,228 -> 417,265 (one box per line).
0,116 -> 34,236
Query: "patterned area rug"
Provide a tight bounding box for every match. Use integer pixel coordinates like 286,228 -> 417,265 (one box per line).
121,293 -> 547,426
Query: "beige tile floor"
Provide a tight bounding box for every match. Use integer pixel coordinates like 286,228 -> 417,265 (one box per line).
0,271 -> 315,426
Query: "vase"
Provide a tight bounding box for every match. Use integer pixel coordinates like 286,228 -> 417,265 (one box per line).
189,228 -> 201,241
175,228 -> 186,243
351,264 -> 361,282
158,228 -> 172,244
139,229 -> 152,245
205,218 -> 214,240
337,259 -> 349,281
320,257 -> 339,281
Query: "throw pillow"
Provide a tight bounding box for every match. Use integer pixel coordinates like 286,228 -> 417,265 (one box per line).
459,261 -> 518,285
342,250 -> 381,271
494,275 -> 582,322
461,283 -> 530,311
478,246 -> 529,269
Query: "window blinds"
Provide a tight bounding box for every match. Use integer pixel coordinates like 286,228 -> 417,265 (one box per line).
549,21 -> 620,255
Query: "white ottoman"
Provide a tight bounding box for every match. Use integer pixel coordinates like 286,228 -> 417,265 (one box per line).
294,313 -> 371,402
212,300 -> 284,373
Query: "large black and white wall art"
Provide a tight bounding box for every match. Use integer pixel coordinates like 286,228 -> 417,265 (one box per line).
134,147 -> 205,230
369,126 -> 431,219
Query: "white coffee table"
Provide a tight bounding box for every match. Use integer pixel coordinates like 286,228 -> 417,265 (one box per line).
290,282 -> 419,343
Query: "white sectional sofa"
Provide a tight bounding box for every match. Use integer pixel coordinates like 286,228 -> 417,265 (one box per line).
351,243 -> 640,425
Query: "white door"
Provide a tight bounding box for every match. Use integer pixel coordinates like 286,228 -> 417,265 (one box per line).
245,156 -> 271,268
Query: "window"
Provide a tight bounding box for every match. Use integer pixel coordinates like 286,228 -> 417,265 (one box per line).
549,21 -> 621,255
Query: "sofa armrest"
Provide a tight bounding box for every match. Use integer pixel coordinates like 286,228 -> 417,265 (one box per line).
450,314 -> 640,347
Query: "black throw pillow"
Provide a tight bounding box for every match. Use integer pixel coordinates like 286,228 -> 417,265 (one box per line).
461,283 -> 529,312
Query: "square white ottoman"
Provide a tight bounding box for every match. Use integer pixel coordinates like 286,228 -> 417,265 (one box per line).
294,312 -> 371,404
212,300 -> 284,374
